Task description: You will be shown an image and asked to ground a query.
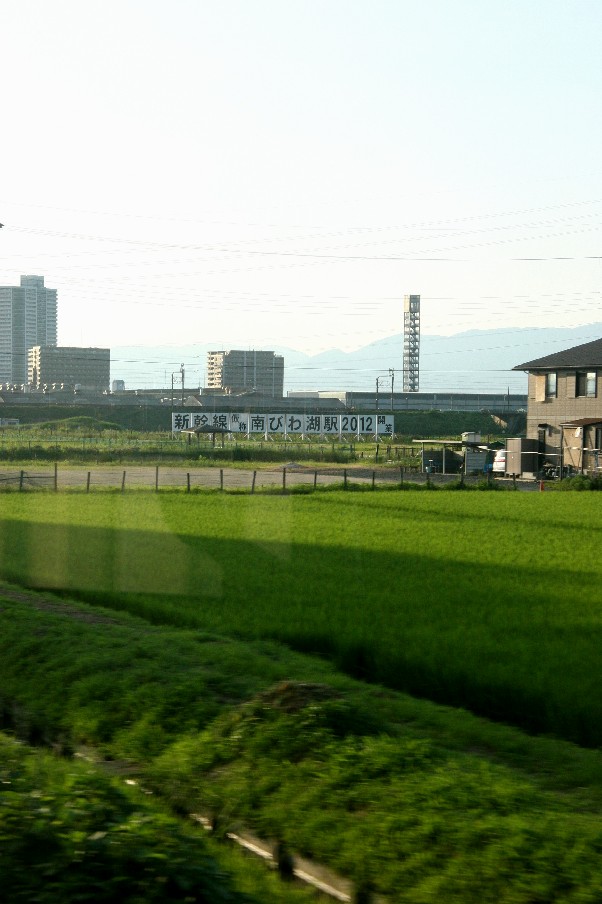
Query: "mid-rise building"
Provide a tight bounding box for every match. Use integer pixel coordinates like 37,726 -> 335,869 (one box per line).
0,275 -> 57,383
28,346 -> 110,391
206,350 -> 284,397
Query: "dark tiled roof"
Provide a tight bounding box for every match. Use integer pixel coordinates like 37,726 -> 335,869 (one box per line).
513,337 -> 602,370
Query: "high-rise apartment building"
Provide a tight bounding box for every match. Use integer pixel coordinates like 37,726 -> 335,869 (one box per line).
206,350 -> 284,397
0,275 -> 57,383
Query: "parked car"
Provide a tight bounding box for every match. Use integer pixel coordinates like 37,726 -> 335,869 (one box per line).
492,449 -> 507,474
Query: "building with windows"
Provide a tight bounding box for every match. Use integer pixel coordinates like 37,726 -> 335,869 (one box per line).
28,346 -> 110,392
206,350 -> 284,398
0,275 -> 57,383
513,337 -> 602,474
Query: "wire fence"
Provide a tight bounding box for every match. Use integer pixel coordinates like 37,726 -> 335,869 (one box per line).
0,469 -> 58,491
0,464 -> 518,493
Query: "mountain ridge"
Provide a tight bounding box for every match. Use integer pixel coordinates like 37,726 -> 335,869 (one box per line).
111,323 -> 602,394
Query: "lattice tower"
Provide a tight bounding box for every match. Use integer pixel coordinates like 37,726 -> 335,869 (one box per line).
403,294 -> 420,392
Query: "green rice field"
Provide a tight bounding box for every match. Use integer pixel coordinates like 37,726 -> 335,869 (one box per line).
1,489 -> 600,747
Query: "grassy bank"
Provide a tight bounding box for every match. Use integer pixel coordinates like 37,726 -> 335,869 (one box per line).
0,730 -> 318,904
2,587 -> 602,902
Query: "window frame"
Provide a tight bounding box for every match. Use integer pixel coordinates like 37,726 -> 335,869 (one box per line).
545,372 -> 557,398
576,370 -> 597,398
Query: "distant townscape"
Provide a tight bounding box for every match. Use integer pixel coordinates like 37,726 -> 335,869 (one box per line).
2,273 -> 602,477
0,275 -> 530,417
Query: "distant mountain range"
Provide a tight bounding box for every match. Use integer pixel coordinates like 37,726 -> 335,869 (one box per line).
111,323 -> 602,395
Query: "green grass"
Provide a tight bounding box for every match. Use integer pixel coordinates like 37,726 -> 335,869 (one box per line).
0,491 -> 600,748
0,730 -> 320,904
150,694 -> 602,903
3,590 -> 602,901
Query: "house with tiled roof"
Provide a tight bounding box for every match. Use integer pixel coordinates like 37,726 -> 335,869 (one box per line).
513,338 -> 602,474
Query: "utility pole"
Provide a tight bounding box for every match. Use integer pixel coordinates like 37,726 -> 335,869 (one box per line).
389,368 -> 395,411
180,363 -> 185,405
375,376 -> 380,411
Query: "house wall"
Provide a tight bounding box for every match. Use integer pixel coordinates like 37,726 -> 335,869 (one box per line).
525,370 -> 602,460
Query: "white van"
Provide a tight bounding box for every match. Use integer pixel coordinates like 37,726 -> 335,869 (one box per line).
492,449 -> 507,474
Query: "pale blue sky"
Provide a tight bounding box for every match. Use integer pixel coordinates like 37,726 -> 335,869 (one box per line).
1,1 -> 601,374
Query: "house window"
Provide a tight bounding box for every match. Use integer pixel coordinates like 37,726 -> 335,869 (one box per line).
576,371 -> 596,398
545,372 -> 557,397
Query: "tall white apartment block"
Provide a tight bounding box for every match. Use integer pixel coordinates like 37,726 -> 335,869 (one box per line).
0,275 -> 57,383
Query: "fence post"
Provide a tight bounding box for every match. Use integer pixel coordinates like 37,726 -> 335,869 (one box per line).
54,462 -> 58,492
19,470 -> 24,492
274,840 -> 294,881
220,469 -> 224,491
282,467 -> 286,494
86,471 -> 91,493
121,470 -> 126,493
251,470 -> 256,494
352,880 -> 374,903
372,470 -> 375,490
155,465 -> 159,492
314,469 -> 318,489
187,472 -> 191,493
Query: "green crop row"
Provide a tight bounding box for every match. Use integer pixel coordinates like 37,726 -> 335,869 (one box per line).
0,491 -> 599,747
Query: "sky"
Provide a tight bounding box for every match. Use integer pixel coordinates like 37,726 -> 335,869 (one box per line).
1,0 -> 601,389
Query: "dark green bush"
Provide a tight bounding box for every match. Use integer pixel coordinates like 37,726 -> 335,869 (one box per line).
0,734 -> 242,903
559,475 -> 595,491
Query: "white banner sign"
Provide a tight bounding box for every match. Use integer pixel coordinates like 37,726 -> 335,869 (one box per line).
172,412 -> 394,436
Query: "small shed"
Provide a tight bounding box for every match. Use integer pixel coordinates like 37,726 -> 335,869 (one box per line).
560,418 -> 602,474
180,425 -> 228,448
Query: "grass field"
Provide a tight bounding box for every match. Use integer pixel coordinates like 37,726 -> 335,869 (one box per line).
0,490 -> 600,747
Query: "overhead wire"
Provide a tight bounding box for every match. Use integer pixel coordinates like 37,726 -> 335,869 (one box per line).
1,197 -> 600,392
